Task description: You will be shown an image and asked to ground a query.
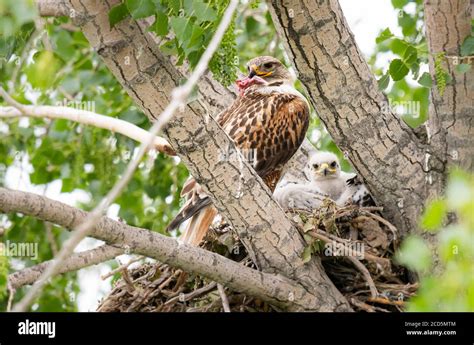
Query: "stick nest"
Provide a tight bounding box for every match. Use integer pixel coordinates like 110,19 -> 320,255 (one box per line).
97,201 -> 417,312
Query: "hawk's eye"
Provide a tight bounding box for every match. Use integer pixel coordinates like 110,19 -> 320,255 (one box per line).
263,62 -> 273,69
330,161 -> 337,168
312,164 -> 319,169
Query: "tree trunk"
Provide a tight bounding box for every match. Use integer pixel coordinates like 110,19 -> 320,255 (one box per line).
424,0 -> 473,177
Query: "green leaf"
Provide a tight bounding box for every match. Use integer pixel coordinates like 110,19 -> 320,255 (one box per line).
396,236 -> 432,272
126,0 -> 155,19
403,45 -> 417,65
378,73 -> 390,90
455,63 -> 471,74
410,62 -> 420,79
460,36 -> 474,57
150,10 -> 168,37
245,16 -> 259,35
160,40 -> 178,56
418,72 -> 432,88
421,199 -> 447,231
168,0 -> 181,15
391,0 -> 409,9
120,109 -> 145,125
389,38 -> 409,55
170,16 -> 192,45
398,11 -> 416,36
188,25 -> 205,49
108,3 -> 129,28
192,1 -> 217,22
376,28 -> 393,44
25,51 -> 62,90
389,59 -> 409,81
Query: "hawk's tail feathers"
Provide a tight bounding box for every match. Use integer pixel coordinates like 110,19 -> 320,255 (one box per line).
166,195 -> 212,232
180,205 -> 218,246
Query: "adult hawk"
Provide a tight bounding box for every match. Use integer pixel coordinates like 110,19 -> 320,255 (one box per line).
167,56 -> 310,245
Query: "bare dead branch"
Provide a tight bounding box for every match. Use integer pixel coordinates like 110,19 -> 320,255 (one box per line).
0,105 -> 175,155
217,284 -> 231,312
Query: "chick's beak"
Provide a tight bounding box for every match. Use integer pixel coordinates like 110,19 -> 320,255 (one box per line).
316,163 -> 331,176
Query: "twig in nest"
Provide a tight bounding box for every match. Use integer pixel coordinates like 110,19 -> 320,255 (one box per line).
164,282 -> 218,306
7,281 -> 15,312
121,268 -> 135,293
360,211 -> 399,242
351,298 -> 390,312
346,256 -> 378,298
308,230 -> 391,267
367,296 -> 405,306
350,298 -> 376,312
217,284 -> 231,312
101,256 -> 144,280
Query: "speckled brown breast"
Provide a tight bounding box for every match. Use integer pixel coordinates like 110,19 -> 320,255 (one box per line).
218,87 -> 310,191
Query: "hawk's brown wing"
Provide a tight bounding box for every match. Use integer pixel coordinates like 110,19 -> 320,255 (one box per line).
220,90 -> 309,188
167,88 -> 309,243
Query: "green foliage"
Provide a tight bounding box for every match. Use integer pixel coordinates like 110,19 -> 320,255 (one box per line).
460,36 -> 474,57
396,170 -> 474,311
434,52 -> 447,96
0,255 -> 9,300
417,72 -> 432,88
420,199 -> 446,231
389,58 -> 409,81
371,0 -> 429,128
108,0 -> 238,86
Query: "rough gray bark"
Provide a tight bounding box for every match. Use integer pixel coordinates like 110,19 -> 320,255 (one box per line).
268,0 -> 473,240
0,187 -> 328,311
424,0 -> 474,177
33,0 -> 351,311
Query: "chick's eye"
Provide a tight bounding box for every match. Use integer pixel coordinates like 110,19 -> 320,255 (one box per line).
263,62 -> 273,69
312,164 -> 319,169
330,161 -> 337,168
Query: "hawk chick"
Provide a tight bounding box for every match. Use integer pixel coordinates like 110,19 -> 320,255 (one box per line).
307,151 -> 354,201
274,151 -> 354,211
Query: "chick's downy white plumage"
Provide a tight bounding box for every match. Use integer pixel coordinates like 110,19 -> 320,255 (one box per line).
307,151 -> 354,201
274,151 -> 354,211
273,183 -> 326,210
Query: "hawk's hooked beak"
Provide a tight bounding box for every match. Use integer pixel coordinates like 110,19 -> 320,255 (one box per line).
249,64 -> 273,78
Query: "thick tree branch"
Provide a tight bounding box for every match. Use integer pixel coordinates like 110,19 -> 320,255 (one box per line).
268,0 -> 431,237
424,0 -> 473,173
0,187 -> 331,311
0,105 -> 175,155
8,244 -> 124,289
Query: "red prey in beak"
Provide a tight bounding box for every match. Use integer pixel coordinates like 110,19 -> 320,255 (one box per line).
236,68 -> 267,96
